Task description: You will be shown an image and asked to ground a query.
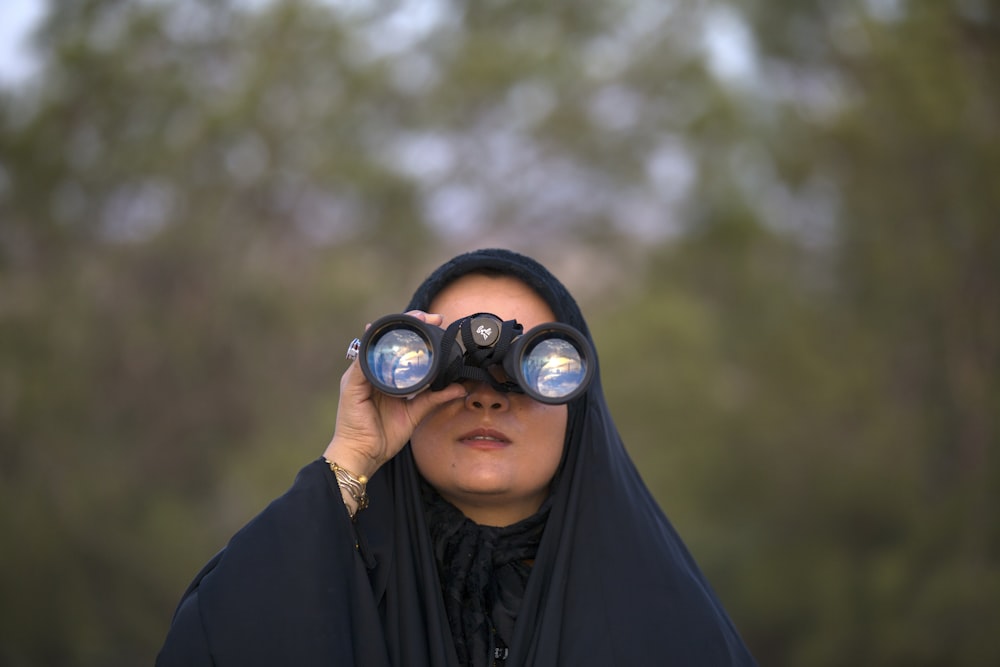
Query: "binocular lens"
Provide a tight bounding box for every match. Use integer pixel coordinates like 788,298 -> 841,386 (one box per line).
365,326 -> 434,392
519,334 -> 589,400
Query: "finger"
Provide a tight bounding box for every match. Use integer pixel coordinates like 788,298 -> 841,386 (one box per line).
404,310 -> 445,327
405,383 -> 466,424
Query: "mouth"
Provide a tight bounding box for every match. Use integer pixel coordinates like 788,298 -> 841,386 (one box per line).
457,428 -> 511,448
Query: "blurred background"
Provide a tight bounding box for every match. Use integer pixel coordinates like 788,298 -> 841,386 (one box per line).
1,0 -> 998,665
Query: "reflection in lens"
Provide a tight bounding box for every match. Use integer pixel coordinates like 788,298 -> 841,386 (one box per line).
521,337 -> 586,398
368,329 -> 433,390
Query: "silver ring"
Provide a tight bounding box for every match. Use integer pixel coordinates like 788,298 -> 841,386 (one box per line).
345,337 -> 361,361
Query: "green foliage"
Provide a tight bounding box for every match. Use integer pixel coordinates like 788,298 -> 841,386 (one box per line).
1,0 -> 997,665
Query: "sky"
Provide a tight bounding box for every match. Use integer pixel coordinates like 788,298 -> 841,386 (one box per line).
0,0 -> 45,88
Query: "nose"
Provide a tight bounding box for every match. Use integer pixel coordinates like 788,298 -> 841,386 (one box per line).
463,381 -> 510,411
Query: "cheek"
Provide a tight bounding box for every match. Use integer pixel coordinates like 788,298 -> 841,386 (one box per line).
409,401 -> 465,472
517,403 -> 568,455
409,423 -> 441,482
411,398 -> 457,440
410,411 -> 445,455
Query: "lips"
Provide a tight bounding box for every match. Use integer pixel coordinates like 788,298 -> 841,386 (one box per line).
457,427 -> 511,447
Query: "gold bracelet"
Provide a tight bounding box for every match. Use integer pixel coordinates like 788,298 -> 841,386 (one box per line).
324,458 -> 369,520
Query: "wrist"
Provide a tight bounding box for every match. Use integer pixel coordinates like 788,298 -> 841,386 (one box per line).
323,457 -> 370,520
322,437 -> 379,479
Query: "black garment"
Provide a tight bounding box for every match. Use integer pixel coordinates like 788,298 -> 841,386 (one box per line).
157,248 -> 757,666
422,481 -> 549,667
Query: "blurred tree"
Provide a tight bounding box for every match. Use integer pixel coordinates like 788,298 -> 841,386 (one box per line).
0,1 -> 440,664
599,2 -> 1000,665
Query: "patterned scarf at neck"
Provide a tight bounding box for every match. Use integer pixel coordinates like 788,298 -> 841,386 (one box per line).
421,483 -> 551,667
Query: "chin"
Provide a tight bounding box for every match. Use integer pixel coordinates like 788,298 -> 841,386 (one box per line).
453,475 -> 514,497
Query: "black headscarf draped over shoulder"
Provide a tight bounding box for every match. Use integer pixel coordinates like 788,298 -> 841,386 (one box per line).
399,249 -> 754,665
156,248 -> 757,667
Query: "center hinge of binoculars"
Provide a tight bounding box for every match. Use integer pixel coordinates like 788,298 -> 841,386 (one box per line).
430,315 -> 524,394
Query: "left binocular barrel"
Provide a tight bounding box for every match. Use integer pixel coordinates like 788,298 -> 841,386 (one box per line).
358,314 -> 444,397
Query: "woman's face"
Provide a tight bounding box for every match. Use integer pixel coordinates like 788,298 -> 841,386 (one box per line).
410,273 -> 568,527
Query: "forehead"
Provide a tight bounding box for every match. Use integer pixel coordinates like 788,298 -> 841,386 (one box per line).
427,273 -> 556,330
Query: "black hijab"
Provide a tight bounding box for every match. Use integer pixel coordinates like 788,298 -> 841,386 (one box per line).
156,248 -> 756,667
382,248 -> 755,665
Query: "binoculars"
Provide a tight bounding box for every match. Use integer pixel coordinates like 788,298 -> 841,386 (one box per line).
357,312 -> 595,404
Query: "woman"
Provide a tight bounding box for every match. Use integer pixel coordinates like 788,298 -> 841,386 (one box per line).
157,248 -> 757,666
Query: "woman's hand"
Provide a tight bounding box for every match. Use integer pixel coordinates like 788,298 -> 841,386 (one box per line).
322,311 -> 466,480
